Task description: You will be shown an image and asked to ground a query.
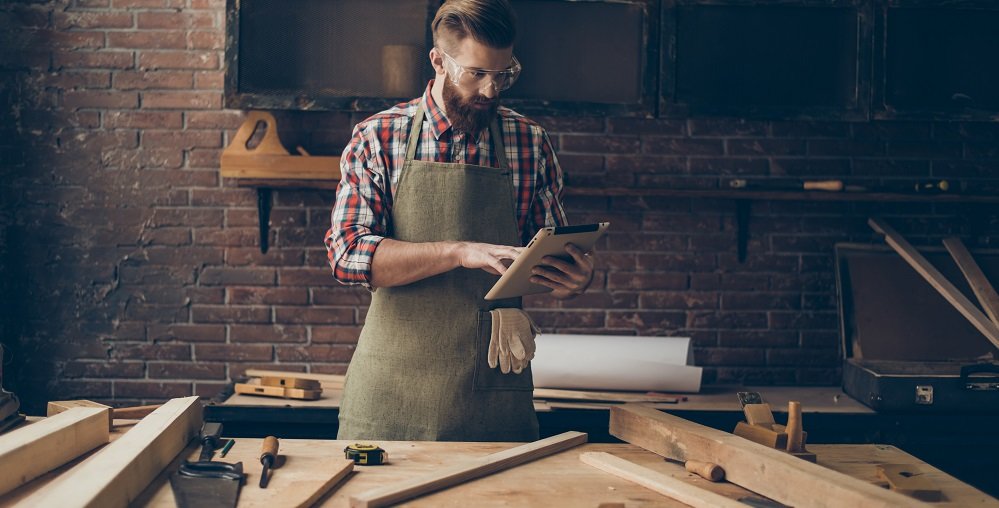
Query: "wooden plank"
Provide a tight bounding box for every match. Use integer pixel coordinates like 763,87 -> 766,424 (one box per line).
0,407 -> 109,496
943,237 -> 999,326
580,452 -> 743,508
349,431 -> 588,508
610,404 -> 928,508
234,382 -> 322,400
876,464 -> 942,502
24,396 -> 201,508
869,218 -> 999,350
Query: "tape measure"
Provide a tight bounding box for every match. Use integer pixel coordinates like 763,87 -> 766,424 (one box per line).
344,443 -> 387,465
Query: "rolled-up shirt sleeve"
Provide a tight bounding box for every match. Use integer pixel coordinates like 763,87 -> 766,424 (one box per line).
324,125 -> 388,287
529,130 -> 568,240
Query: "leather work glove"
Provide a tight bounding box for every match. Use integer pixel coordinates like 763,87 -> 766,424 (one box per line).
487,308 -> 540,374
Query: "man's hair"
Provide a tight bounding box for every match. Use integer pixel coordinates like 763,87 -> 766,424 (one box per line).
432,0 -> 516,53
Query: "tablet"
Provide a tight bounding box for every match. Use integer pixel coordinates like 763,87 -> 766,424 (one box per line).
484,222 -> 610,300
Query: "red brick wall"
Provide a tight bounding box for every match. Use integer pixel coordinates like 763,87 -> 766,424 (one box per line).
2,1 -> 998,412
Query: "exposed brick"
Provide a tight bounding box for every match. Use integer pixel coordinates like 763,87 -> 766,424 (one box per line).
228,287 -> 307,305
195,343 -> 273,362
192,305 -> 271,324
114,70 -> 193,90
149,362 -> 225,379
230,324 -> 307,343
112,342 -> 191,361
312,326 -> 363,344
63,361 -> 144,378
608,272 -> 687,291
54,12 -> 134,30
280,268 -> 342,286
115,381 -> 191,398
106,110 -> 182,129
688,118 -> 767,137
143,130 -> 222,149
147,323 -> 226,342
639,291 -> 717,310
39,71 -> 111,90
136,11 -> 215,30
644,138 -> 723,155
695,347 -> 766,366
274,307 -> 355,325
532,310 -> 606,329
605,311 -> 684,330
30,29 -> 105,49
193,70 -> 223,89
560,134 -> 640,154
108,31 -> 186,50
139,50 -> 219,70
608,118 -> 686,136
728,139 -> 805,156
64,90 -> 139,109
201,267 -> 275,286
188,31 -> 224,50
275,345 -> 355,363
142,91 -> 222,109
186,110 -> 244,129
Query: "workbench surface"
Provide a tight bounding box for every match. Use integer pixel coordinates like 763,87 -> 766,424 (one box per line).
129,439 -> 993,507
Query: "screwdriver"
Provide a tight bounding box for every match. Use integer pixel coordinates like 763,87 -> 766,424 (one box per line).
258,436 -> 279,488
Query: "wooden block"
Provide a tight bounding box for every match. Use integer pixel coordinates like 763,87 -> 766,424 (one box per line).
610,404 -> 927,507
876,464 -> 943,502
0,407 -> 110,496
25,396 -> 201,508
349,431 -> 587,508
580,452 -> 743,508
234,382 -> 322,400
733,421 -> 787,449
48,399 -> 113,431
259,376 -> 322,391
743,403 -> 775,426
244,369 -> 344,389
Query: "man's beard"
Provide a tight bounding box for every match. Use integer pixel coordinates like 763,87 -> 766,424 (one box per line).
442,79 -> 498,136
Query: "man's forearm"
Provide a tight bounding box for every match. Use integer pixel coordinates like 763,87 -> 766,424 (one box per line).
369,238 -> 461,288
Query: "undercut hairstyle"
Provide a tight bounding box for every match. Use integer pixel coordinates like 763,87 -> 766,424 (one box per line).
432,0 -> 517,53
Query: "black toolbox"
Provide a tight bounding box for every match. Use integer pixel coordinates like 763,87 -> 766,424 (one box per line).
835,243 -> 999,413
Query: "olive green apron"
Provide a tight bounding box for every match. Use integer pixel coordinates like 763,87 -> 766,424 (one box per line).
337,104 -> 538,442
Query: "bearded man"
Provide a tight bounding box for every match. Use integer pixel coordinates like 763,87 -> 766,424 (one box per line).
324,0 -> 594,441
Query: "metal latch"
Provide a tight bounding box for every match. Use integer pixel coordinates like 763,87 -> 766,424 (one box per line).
961,363 -> 999,391
915,385 -> 933,405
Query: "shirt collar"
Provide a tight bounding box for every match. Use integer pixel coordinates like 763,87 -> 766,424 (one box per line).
420,80 -> 451,140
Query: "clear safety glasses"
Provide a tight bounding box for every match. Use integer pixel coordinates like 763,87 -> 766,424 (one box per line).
438,48 -> 522,92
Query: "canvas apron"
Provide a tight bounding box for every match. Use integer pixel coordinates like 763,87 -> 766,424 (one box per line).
337,105 -> 539,442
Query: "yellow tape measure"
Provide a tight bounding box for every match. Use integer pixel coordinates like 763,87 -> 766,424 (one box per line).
344,443 -> 388,465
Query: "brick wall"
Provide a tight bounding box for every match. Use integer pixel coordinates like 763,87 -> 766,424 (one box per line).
2,1 -> 998,413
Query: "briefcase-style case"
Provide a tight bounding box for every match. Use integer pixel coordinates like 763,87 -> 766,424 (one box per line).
835,244 -> 999,413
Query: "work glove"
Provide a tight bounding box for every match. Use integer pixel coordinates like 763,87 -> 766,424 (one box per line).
487,308 -> 539,374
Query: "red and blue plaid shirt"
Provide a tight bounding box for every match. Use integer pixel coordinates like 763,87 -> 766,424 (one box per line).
325,81 -> 567,286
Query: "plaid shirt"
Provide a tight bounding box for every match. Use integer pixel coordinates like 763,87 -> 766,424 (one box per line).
325,81 -> 567,286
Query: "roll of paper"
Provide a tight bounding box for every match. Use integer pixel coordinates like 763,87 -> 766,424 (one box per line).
531,334 -> 702,393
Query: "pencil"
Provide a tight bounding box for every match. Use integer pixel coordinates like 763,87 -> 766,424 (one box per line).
220,438 -> 235,457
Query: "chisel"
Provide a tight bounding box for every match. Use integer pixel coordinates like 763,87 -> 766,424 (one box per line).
198,422 -> 224,462
259,436 -> 279,488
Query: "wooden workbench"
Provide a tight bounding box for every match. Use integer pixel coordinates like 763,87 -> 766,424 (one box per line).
134,439 -> 999,507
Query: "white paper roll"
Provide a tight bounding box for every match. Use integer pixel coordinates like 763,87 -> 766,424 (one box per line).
531,334 -> 702,393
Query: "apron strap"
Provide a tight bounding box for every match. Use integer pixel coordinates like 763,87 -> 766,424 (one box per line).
405,102 -> 508,169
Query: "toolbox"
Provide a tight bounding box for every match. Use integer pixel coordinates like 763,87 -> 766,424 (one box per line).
835,243 -> 999,413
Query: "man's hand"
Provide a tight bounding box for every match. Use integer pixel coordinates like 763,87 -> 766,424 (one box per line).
529,243 -> 595,300
454,242 -> 524,275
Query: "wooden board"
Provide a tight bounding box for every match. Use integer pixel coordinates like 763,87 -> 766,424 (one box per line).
580,452 -> 743,508
869,218 -> 999,350
23,396 -> 201,507
235,380 -> 322,400
113,440 -> 999,507
533,388 -> 681,404
610,404 -> 928,507
943,237 -> 999,326
0,407 -> 109,496
349,432 -> 588,507
245,369 -> 345,389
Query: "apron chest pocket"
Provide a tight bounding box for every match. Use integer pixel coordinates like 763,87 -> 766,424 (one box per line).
472,310 -> 534,392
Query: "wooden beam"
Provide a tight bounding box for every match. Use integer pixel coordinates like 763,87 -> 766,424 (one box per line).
25,396 -> 201,508
0,407 -> 109,496
580,452 -> 743,508
869,218 -> 999,350
349,431 -> 587,508
943,237 -> 999,326
610,405 -> 927,508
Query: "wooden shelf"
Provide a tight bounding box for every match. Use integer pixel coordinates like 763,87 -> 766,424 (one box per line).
565,187 -> 999,204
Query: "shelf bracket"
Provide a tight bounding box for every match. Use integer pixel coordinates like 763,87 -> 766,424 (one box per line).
257,187 -> 272,253
736,199 -> 750,263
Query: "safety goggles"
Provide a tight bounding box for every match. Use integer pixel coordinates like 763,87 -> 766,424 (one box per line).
438,48 -> 522,92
